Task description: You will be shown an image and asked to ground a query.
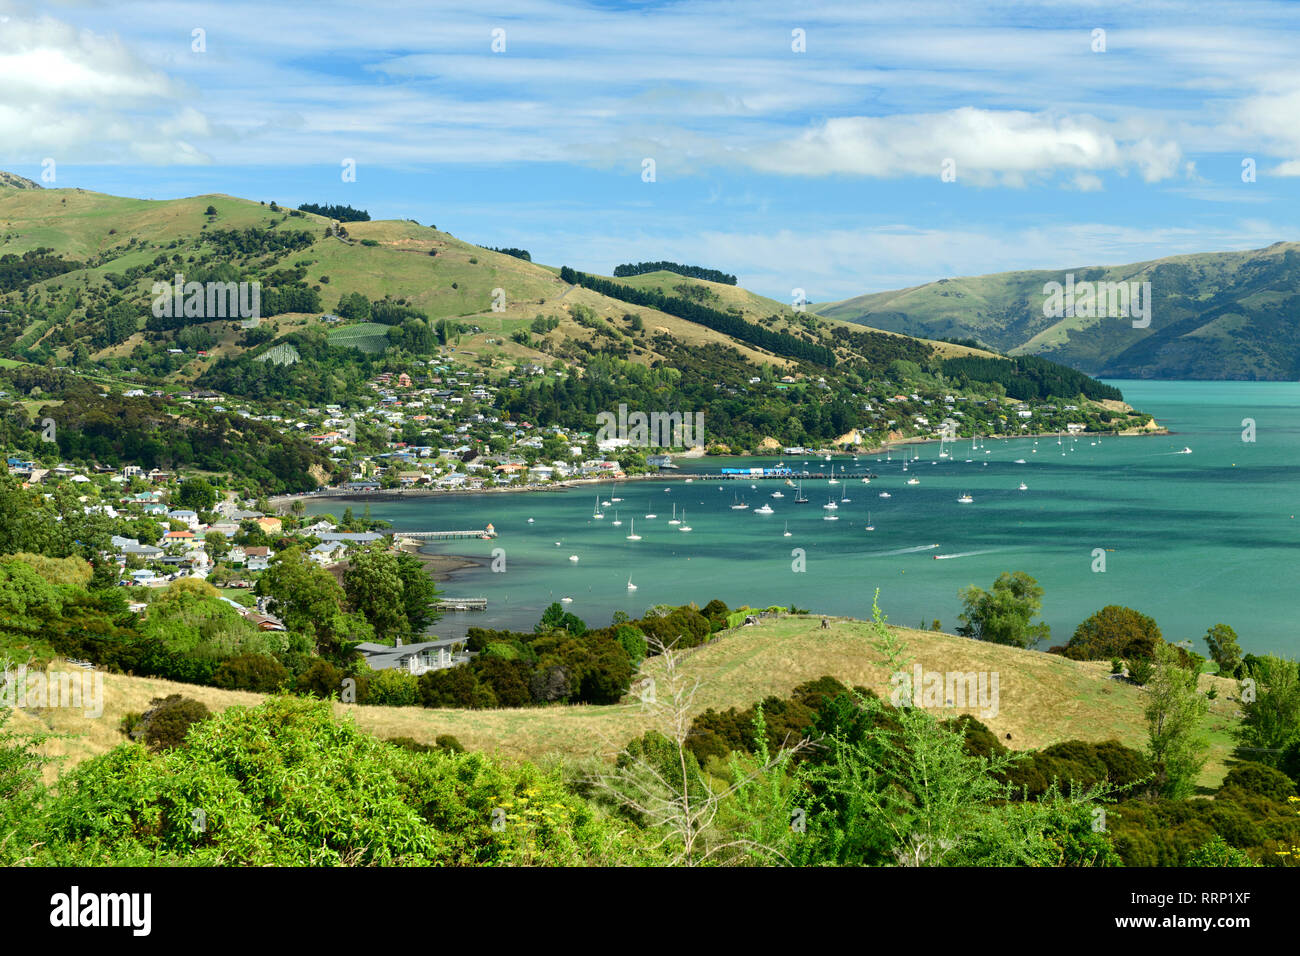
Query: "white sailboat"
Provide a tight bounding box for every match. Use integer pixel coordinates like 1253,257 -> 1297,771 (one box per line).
626,518 -> 641,541
678,509 -> 691,532
645,499 -> 657,519
783,521 -> 792,537
627,578 -> 637,591
612,510 -> 623,527
592,496 -> 604,519
864,511 -> 874,531
667,504 -> 680,525
730,492 -> 749,510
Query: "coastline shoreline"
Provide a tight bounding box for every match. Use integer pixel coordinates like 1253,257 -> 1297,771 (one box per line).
271,424 -> 1170,510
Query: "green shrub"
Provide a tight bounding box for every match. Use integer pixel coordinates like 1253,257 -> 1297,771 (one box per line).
296,659 -> 343,699
14,697 -> 652,866
119,711 -> 144,739
1126,657 -> 1154,685
1187,834 -> 1258,866
133,695 -> 211,751
1220,762 -> 1296,801
614,624 -> 647,666
212,653 -> 290,692
365,668 -> 420,707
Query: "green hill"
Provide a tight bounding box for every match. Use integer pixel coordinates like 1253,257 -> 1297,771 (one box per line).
0,179 -> 1005,379
819,242 -> 1300,379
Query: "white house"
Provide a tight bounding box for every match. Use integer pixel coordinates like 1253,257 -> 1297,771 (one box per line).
355,637 -> 469,675
168,509 -> 202,529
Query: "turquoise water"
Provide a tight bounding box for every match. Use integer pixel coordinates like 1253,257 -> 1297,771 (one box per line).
307,381 -> 1300,656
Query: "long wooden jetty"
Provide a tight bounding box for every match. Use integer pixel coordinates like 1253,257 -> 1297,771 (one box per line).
391,529 -> 497,540
435,597 -> 488,610
713,471 -> 878,481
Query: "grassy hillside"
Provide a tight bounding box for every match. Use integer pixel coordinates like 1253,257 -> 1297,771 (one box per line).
0,181 -> 998,382
14,615 -> 1239,789
819,242 -> 1300,379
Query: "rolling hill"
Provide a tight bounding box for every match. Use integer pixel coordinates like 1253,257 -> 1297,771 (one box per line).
820,242 -> 1300,379
0,177 -> 993,380
11,614 -> 1241,789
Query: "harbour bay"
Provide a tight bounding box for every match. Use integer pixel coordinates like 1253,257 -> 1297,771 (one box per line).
307,380 -> 1300,656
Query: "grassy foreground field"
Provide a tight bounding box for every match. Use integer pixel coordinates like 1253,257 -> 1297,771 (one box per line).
12,615 -> 1240,788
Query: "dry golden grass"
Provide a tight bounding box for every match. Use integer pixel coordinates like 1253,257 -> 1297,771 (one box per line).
10,616 -> 1239,788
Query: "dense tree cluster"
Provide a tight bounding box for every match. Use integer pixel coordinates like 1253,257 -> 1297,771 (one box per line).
613,261 -> 738,285
37,385 -> 332,493
297,202 -> 371,222
941,354 -> 1123,402
485,246 -> 531,261
0,248 -> 81,293
199,329 -> 378,405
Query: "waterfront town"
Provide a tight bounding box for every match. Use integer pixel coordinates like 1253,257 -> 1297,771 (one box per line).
2,346 -> 1137,618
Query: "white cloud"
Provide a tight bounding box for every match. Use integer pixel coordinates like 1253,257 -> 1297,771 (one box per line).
0,14 -> 210,163
741,108 -> 1183,184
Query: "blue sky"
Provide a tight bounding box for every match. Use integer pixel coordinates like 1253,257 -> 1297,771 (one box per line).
3,0 -> 1300,301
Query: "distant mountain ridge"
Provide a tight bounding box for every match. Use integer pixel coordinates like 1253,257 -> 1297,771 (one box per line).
819,242 -> 1300,380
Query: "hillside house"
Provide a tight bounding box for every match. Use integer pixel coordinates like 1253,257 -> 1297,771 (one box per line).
355,637 -> 469,674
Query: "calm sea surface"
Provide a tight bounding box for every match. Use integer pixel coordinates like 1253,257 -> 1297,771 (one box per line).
306,381 -> 1300,656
